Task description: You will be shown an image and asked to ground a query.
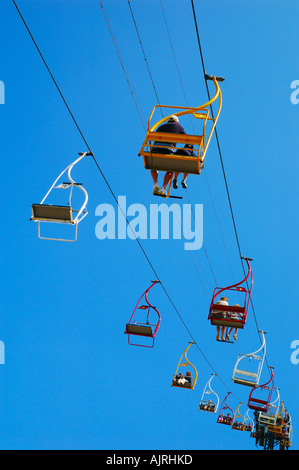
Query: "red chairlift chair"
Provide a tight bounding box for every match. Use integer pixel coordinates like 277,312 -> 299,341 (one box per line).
124,280 -> 161,348
247,367 -> 275,413
208,257 -> 253,341
217,392 -> 234,426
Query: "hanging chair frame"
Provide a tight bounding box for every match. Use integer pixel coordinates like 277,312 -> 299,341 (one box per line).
124,280 -> 161,348
244,409 -> 255,432
172,342 -> 198,390
208,257 -> 253,330
198,373 -> 219,413
248,366 -> 275,412
138,76 -> 223,199
31,151 -> 91,242
217,391 -> 234,426
267,401 -> 288,437
232,330 -> 267,387
232,402 -> 247,431
257,387 -> 281,427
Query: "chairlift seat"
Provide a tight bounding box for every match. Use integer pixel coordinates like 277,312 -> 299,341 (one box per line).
199,401 -> 216,412
232,422 -> 246,431
211,304 -> 245,314
248,397 -> 270,412
210,304 -> 245,329
267,424 -> 285,437
31,204 -> 74,224
217,416 -> 233,425
233,368 -> 259,387
257,411 -> 277,426
172,379 -> 193,389
141,132 -> 204,175
125,323 -> 153,337
210,316 -> 244,329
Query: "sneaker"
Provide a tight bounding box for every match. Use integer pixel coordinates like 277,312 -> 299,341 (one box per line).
181,180 -> 187,189
158,187 -> 167,197
226,334 -> 231,341
233,333 -> 238,341
173,179 -> 178,189
153,183 -> 160,195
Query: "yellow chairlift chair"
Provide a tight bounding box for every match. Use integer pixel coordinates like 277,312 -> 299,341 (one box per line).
139,76 -> 223,198
171,342 -> 198,390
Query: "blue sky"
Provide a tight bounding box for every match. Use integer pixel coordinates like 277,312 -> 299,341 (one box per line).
1,0 -> 298,450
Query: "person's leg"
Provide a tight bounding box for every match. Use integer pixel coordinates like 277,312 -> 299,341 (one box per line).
162,172 -> 173,189
151,170 -> 158,185
173,172 -> 179,189
226,327 -> 232,341
181,173 -> 188,189
158,172 -> 173,195
151,170 -> 160,194
221,326 -> 226,341
216,326 -> 220,341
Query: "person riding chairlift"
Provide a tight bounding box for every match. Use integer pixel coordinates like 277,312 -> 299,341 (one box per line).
151,115 -> 187,196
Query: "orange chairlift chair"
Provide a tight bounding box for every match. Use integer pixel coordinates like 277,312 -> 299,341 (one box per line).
138,75 -> 223,198
231,402 -> 247,431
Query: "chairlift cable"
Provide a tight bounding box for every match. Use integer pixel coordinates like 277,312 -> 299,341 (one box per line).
100,0 -> 217,295
127,0 -> 221,291
99,0 -> 147,130
159,0 -> 236,283
190,0 -> 268,364
127,0 -> 164,119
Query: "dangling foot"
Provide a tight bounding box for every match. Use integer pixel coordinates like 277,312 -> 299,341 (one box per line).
153,183 -> 160,195
158,187 -> 167,197
173,178 -> 178,189
181,179 -> 187,189
233,333 -> 238,341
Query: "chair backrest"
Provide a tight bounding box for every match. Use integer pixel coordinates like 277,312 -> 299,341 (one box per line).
31,204 -> 73,223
